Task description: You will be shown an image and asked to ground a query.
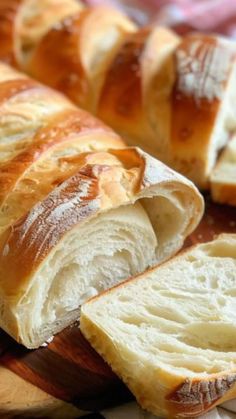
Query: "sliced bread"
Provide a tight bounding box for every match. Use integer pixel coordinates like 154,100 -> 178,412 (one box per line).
81,234 -> 236,418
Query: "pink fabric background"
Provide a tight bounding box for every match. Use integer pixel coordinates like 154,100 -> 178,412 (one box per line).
83,0 -> 236,37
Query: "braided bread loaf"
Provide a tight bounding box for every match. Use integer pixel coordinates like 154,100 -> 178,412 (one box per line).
0,61 -> 203,348
1,0 -> 236,189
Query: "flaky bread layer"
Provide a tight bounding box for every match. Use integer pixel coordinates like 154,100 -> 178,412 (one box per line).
81,234 -> 236,418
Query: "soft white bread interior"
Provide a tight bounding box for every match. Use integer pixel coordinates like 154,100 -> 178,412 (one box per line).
81,234 -> 236,418
210,135 -> 236,206
6,202 -> 158,348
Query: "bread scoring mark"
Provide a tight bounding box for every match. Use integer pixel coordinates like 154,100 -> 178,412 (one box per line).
14,172 -> 99,261
167,374 -> 236,416
176,36 -> 236,104
99,29 -> 149,119
32,10 -> 89,104
0,109 -> 108,204
0,170 -> 100,293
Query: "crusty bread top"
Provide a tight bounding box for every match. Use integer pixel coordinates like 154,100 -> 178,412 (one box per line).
1,2 -> 236,190
97,26 -> 180,160
0,0 -> 83,65
20,4 -> 136,111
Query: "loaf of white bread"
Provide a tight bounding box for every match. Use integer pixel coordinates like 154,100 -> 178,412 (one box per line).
1,0 -> 236,189
0,61 -> 203,349
211,136 -> 236,206
81,234 -> 236,418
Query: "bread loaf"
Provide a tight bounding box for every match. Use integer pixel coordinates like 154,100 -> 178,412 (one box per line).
0,61 -> 203,348
81,234 -> 236,418
1,0 -> 236,188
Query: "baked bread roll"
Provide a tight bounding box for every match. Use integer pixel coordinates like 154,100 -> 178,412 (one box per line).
81,234 -> 236,418
0,61 -> 203,349
210,135 -> 236,206
1,1 -> 236,188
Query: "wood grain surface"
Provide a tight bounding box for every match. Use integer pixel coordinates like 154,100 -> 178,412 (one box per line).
0,195 -> 236,417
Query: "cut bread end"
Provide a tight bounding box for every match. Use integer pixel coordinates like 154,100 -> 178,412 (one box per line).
81,234 -> 236,418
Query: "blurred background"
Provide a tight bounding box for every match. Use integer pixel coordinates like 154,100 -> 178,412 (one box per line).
83,0 -> 236,37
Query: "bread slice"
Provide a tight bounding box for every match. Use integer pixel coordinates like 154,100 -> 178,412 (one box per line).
210,135 -> 236,206
81,234 -> 236,418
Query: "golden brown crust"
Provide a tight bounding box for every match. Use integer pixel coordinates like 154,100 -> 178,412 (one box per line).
167,374 -> 236,417
0,0 -> 21,65
0,107 -> 123,205
170,34 -> 236,188
98,28 -> 149,136
28,10 -> 89,107
27,6 -> 136,111
97,25 -> 180,160
0,62 -> 131,300
0,170 -> 100,295
0,67 -> 125,236
171,35 -> 220,174
0,0 -> 83,67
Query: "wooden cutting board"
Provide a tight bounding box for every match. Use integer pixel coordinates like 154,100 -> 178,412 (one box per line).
0,195 -> 236,418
